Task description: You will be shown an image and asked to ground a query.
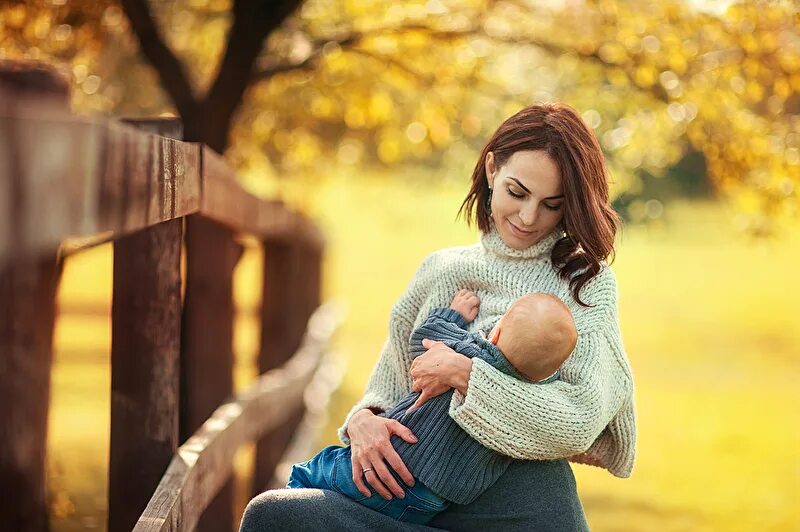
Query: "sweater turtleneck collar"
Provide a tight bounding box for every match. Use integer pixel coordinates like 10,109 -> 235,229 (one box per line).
480,221 -> 564,260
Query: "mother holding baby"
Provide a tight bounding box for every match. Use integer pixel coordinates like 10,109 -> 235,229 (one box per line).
240,103 -> 636,531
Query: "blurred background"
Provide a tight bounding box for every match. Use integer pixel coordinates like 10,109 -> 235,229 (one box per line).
1,0 -> 798,530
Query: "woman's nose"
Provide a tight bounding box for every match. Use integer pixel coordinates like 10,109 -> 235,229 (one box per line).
519,205 -> 537,226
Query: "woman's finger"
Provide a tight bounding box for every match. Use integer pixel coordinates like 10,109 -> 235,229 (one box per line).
382,444 -> 416,488
363,467 -> 393,500
351,458 -> 372,497
407,390 -> 431,413
370,457 -> 405,499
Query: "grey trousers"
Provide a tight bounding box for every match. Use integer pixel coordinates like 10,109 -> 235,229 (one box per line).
239,458 -> 590,531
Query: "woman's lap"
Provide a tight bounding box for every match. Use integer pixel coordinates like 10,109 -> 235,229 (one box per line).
240,459 -> 589,532
428,459 -> 589,531
239,488 -> 433,532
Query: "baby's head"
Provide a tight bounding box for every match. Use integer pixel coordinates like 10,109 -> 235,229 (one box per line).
488,293 -> 577,382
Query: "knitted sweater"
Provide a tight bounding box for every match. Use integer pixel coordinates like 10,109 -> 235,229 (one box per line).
338,225 -> 636,478
383,307 -> 559,504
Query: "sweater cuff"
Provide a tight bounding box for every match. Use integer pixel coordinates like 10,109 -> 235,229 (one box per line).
430,307 -> 469,329
448,357 -> 491,424
337,394 -> 395,445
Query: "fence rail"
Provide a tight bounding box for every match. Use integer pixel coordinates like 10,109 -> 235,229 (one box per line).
0,65 -> 338,532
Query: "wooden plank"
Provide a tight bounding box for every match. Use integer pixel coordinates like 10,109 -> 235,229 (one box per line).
0,257 -> 63,531
133,305 -> 341,532
0,112 -> 202,266
180,214 -> 243,532
0,109 -> 323,267
199,147 -> 325,249
99,119 -> 200,231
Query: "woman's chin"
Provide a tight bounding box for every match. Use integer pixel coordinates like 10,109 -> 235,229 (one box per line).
501,223 -> 539,249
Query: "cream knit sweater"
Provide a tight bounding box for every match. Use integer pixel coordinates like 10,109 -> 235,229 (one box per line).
338,225 -> 636,478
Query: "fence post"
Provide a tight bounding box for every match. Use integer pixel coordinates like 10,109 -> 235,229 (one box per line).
108,118 -> 184,532
181,214 -> 243,532
252,238 -> 322,494
0,61 -> 69,532
0,258 -> 63,532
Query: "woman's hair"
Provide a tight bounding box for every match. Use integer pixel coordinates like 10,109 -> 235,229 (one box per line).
458,103 -> 620,307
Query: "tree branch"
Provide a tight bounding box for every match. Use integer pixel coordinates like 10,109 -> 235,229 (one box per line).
120,0 -> 197,118
199,0 -> 304,149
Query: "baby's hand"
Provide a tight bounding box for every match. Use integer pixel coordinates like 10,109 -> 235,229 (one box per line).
450,289 -> 480,323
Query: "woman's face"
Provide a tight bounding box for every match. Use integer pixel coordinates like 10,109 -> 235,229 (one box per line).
485,149 -> 564,250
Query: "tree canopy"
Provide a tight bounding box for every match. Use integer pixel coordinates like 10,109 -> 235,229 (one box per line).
1,0 -> 797,231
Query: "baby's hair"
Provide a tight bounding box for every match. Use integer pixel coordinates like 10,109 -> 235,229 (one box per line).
497,293 -> 577,381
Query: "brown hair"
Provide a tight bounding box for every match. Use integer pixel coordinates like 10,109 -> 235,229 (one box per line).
458,103 -> 620,307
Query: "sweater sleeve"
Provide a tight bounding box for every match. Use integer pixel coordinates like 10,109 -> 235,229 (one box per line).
408,307 -> 471,358
448,270 -> 634,460
337,253 -> 437,445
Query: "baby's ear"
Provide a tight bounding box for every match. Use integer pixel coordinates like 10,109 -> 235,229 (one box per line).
488,323 -> 501,345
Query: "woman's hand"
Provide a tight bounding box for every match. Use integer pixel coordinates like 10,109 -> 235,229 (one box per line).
408,339 -> 473,412
347,408 -> 418,500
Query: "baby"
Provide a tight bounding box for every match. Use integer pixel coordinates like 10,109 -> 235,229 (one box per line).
286,289 -> 578,524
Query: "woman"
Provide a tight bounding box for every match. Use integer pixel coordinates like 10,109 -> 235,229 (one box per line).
240,103 -> 636,531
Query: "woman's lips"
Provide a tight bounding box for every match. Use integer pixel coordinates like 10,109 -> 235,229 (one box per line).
507,220 -> 535,238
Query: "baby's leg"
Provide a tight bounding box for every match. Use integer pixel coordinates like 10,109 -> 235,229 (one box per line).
286,444 -> 447,524
286,444 -> 344,490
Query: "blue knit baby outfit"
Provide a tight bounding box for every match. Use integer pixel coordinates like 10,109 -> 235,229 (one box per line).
287,306 -> 558,523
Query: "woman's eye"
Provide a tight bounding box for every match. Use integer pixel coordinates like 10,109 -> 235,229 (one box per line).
506,188 -> 524,199
544,203 -> 562,211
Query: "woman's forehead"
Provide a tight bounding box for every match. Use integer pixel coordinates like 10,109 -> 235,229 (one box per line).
501,150 -> 562,195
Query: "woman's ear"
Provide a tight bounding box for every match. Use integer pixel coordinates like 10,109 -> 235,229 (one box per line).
485,151 -> 496,188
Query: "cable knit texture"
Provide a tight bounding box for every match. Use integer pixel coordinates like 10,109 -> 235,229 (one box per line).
338,224 -> 636,478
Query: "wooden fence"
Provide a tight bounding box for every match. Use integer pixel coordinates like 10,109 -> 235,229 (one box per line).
0,64 -> 341,531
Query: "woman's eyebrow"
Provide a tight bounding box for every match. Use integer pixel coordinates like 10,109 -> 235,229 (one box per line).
507,177 -> 564,200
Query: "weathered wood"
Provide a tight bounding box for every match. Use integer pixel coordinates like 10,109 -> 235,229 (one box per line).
252,240 -> 322,493
0,113 -> 201,267
0,257 -> 63,532
181,215 -> 243,532
200,147 -> 324,248
109,217 -> 183,532
0,60 -> 67,532
0,108 -> 323,268
0,66 -> 331,532
133,305 -> 341,532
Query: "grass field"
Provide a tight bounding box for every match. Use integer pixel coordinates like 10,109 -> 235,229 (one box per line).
47,173 -> 799,531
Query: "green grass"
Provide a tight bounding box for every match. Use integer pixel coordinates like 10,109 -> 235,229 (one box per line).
47,174 -> 799,530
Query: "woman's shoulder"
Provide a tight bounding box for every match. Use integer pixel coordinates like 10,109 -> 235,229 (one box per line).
581,262 -> 618,302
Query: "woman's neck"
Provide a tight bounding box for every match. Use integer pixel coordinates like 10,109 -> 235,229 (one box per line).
480,222 -> 563,260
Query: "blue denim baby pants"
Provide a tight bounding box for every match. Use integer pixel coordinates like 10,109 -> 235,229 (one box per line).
287,444 -> 449,524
